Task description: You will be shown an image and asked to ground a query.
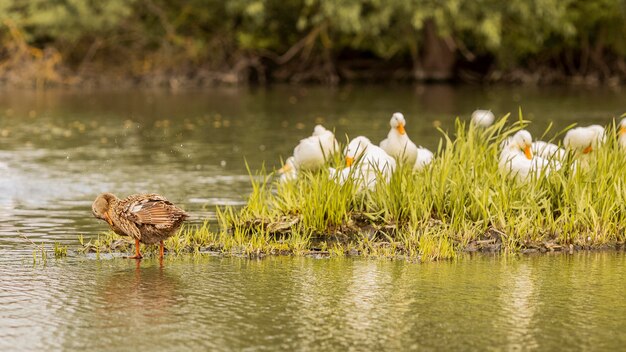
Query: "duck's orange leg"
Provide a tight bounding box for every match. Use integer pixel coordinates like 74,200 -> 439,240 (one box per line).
159,241 -> 165,259
129,239 -> 143,259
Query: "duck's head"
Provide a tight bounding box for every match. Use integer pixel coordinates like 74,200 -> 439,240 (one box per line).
471,110 -> 495,127
564,125 -> 605,154
390,112 -> 406,135
511,130 -> 533,159
344,136 -> 371,166
312,125 -> 328,136
278,156 -> 296,174
92,193 -> 118,225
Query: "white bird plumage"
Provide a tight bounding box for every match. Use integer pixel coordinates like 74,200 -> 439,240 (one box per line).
278,156 -> 298,183
379,112 -> 434,170
499,130 -> 561,180
380,112 -> 418,166
563,125 -> 605,155
531,140 -> 566,162
278,124 -> 339,181
471,110 -> 495,128
414,147 -> 434,171
292,124 -> 339,170
342,136 -> 396,190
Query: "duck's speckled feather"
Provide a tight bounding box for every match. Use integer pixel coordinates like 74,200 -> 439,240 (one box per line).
107,193 -> 189,245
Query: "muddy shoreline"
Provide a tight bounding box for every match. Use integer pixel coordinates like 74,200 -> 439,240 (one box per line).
78,215 -> 626,262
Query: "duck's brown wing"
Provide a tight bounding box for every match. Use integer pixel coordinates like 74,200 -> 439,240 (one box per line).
122,194 -> 188,229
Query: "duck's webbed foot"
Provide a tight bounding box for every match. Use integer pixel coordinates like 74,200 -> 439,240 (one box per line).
127,239 -> 143,259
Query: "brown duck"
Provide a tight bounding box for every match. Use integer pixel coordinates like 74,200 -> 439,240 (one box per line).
92,193 -> 189,259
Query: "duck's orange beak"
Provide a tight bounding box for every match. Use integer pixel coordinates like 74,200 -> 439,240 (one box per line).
396,123 -> 406,135
524,145 -> 532,160
345,156 -> 354,167
619,126 -> 626,136
278,163 -> 293,174
104,212 -> 113,226
583,145 -> 593,154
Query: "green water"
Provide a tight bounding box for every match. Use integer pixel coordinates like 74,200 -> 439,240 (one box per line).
1,85 -> 625,350
2,254 -> 625,351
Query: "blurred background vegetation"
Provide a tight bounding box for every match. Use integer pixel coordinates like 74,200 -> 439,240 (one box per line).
1,0 -> 625,87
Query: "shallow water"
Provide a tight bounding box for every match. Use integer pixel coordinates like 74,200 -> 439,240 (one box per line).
2,253 -> 626,351
1,85 -> 625,350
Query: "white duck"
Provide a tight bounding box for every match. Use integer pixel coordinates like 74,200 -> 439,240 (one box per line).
499,130 -> 560,180
471,110 -> 495,128
279,124 -> 339,175
329,166 -> 350,186
531,140 -> 566,162
341,136 -> 396,189
564,125 -> 605,155
618,118 -> 626,149
278,156 -> 298,183
310,124 -> 339,156
414,147 -> 434,171
380,112 -> 418,165
293,124 -> 339,170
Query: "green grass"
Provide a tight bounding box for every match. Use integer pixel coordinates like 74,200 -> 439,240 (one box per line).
53,242 -> 68,258
82,112 -> 626,261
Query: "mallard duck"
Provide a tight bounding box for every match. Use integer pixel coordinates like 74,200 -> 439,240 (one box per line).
471,110 -> 495,128
499,130 -> 560,180
380,112 -> 418,165
92,193 -> 189,259
564,125 -> 605,154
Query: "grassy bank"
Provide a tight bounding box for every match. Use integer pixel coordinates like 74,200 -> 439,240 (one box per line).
82,113 -> 626,261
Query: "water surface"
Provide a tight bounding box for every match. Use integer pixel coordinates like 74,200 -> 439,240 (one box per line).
2,253 -> 625,351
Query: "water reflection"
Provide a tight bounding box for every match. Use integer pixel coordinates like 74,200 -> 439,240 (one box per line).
499,261 -> 538,350
71,262 -> 184,350
1,254 -> 626,350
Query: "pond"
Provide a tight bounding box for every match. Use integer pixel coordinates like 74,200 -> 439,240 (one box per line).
1,85 -> 625,350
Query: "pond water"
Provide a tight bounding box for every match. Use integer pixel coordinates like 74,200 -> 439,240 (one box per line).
1,85 -> 625,350
2,254 -> 626,351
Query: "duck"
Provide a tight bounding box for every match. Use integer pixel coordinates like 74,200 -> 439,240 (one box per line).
342,136 -> 396,189
564,124 -> 605,155
277,156 -> 298,183
618,118 -> 626,149
414,147 -> 434,171
471,110 -> 495,128
380,112 -> 418,165
499,130 -> 560,180
329,166 -> 350,185
292,124 -> 339,171
531,140 -> 566,162
92,193 -> 189,259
